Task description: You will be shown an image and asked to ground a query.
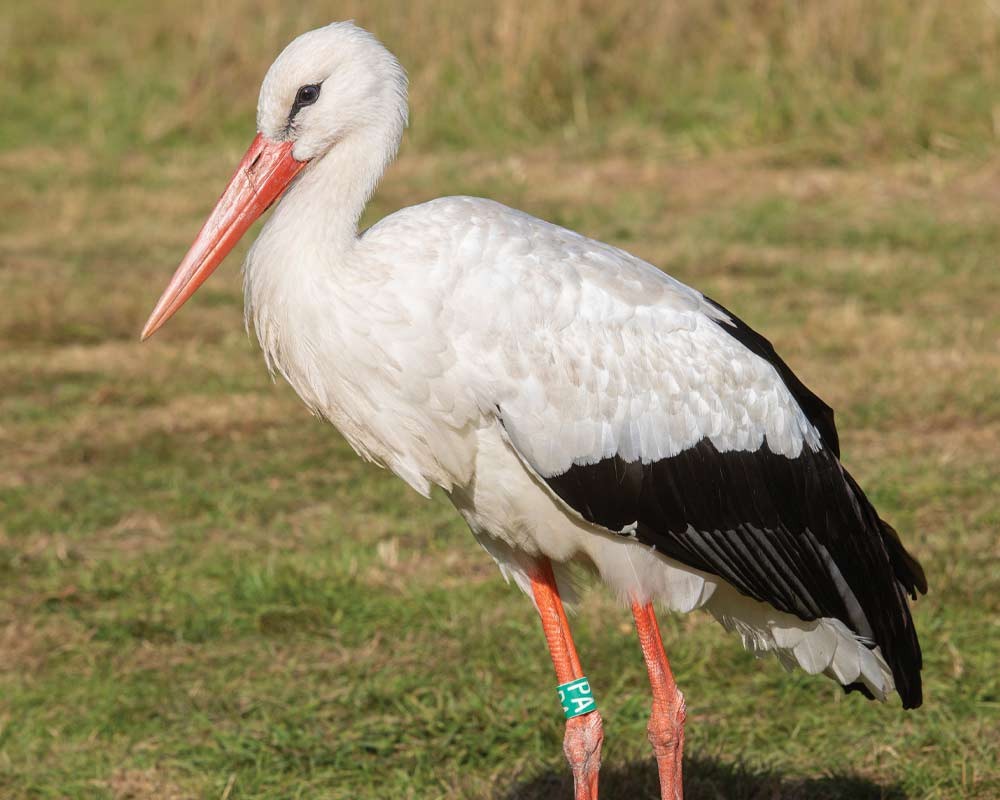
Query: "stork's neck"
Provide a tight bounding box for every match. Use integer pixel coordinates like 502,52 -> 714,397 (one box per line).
243,120 -> 399,326
242,120 -> 401,408
264,126 -> 397,256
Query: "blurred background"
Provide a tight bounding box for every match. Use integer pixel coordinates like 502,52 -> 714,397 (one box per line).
1,1 -> 998,798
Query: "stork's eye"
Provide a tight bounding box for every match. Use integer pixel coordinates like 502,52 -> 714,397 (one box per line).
294,83 -> 321,108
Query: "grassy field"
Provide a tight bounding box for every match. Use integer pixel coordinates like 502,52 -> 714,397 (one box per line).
2,1 -> 999,798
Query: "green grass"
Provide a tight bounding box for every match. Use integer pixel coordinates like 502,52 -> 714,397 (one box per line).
2,2 -> 999,798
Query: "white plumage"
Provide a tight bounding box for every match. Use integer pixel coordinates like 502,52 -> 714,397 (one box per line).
144,26 -> 925,774
249,196 -> 819,482
241,51 -> 892,698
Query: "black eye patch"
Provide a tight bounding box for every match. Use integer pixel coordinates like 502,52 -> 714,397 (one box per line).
289,83 -> 322,121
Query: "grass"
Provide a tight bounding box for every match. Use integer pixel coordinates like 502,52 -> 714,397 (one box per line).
1,1 -> 999,798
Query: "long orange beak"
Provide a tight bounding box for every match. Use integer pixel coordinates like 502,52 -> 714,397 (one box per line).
140,133 -> 308,341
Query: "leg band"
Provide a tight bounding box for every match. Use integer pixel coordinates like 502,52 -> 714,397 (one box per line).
558,677 -> 597,719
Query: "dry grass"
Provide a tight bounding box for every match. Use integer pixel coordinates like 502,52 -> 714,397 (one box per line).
105,768 -> 194,800
3,0 -> 1000,157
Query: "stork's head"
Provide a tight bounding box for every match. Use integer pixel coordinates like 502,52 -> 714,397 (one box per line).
141,22 -> 407,340
257,22 -> 408,162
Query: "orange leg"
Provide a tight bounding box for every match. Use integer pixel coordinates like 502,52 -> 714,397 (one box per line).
631,600 -> 686,800
530,560 -> 603,800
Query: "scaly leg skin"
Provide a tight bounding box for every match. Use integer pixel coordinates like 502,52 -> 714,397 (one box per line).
530,559 -> 604,800
631,600 -> 686,800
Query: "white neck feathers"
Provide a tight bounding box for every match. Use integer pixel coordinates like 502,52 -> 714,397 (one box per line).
242,113 -> 402,374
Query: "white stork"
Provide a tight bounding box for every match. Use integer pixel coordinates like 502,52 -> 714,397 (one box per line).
141,22 -> 926,800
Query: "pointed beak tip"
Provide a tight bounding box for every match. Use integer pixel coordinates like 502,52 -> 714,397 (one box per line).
138,134 -> 304,346
139,314 -> 159,342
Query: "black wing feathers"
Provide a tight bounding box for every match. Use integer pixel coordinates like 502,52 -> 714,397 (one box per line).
528,297 -> 925,708
545,441 -> 925,708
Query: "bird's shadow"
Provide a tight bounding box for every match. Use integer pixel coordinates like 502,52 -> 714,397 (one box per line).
495,754 -> 907,800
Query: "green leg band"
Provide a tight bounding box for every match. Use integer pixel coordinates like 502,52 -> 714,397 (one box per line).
557,677 -> 597,719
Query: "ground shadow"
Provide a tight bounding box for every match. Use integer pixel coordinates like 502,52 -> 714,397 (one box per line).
496,754 -> 908,800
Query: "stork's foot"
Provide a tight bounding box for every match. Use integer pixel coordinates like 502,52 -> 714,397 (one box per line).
564,710 -> 603,800
631,600 -> 685,800
647,693 -> 685,800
